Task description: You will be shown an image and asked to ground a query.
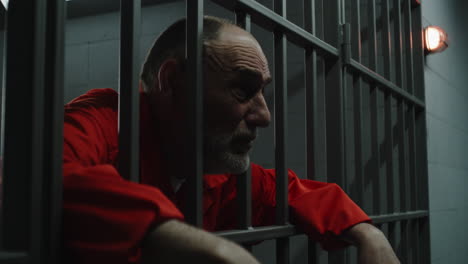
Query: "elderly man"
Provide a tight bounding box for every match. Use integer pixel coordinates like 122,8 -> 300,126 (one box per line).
62,16 -> 400,264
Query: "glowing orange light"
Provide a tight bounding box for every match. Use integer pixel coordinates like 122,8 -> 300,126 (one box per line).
424,26 -> 448,54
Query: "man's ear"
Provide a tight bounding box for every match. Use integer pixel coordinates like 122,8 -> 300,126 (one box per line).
157,59 -> 185,97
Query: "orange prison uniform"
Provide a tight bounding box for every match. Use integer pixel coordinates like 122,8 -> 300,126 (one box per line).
62,88 -> 371,264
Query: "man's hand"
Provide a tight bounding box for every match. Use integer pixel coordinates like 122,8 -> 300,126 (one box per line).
141,219 -> 260,264
342,223 -> 400,264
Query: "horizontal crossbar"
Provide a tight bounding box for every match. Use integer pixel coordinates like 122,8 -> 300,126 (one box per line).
216,210 -> 429,243
370,210 -> 429,224
0,252 -> 28,264
348,60 -> 425,110
216,224 -> 300,243
210,0 -> 339,57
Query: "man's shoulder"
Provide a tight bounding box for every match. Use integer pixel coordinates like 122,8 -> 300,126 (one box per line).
65,88 -> 118,111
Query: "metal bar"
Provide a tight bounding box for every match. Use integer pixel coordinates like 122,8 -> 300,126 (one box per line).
392,0 -> 407,217
347,60 -> 425,109
368,0 -> 381,217
216,224 -> 300,243
403,2 -> 419,261
324,2 -> 344,186
274,0 -> 288,227
0,252 -> 28,263
398,101 -> 407,213
304,1 -> 328,262
210,0 -> 339,57
400,220 -> 409,262
384,95 -> 395,243
419,218 -> 430,264
304,0 -> 319,187
403,0 -> 417,213
0,14 -> 5,248
411,4 -> 431,262
381,0 -> 395,221
118,0 -> 141,183
185,0 -> 204,227
351,0 -> 364,210
411,0 -> 425,100
393,0 -> 404,88
382,0 -> 392,79
236,10 -> 252,32
234,11 -> 253,231
368,0 -> 377,70
235,147 -> 253,231
3,0 -> 47,254
369,210 -> 428,224
42,0 -> 66,263
304,1 -> 318,262
325,1 -> 346,263
273,0 -> 289,263
411,219 -> 419,263
403,0 -> 414,96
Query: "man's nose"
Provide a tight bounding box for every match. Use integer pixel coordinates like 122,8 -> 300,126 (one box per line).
245,93 -> 271,128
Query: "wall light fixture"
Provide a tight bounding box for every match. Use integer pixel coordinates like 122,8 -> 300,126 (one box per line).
424,26 -> 449,54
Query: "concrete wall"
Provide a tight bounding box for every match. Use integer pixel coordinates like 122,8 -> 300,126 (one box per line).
422,1 -> 468,263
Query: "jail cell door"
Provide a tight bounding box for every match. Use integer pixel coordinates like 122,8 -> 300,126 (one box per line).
0,1 -> 65,264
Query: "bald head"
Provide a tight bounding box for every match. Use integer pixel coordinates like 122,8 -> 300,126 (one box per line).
140,16 -> 245,94
203,26 -> 270,84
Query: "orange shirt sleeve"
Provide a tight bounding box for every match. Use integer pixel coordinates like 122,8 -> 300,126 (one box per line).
62,89 -> 183,264
251,163 -> 371,251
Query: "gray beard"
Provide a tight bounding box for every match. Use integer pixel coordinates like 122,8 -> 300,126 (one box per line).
203,129 -> 256,174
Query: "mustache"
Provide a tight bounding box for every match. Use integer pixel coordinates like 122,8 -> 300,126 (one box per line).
231,128 -> 257,142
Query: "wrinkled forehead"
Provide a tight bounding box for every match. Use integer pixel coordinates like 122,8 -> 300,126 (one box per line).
203,26 -> 270,81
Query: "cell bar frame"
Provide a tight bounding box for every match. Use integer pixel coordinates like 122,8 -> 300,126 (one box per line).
202,0 -> 430,263
273,0 -> 290,263
184,0 -> 204,227
118,0 -> 141,182
2,0 -> 65,263
235,11 -> 253,235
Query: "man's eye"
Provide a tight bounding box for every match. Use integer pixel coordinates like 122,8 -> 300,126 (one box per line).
232,87 -> 249,100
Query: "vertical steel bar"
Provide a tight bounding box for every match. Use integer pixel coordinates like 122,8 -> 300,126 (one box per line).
412,2 -> 431,262
119,0 -> 141,183
382,0 -> 392,79
394,0 -> 407,260
351,0 -> 364,209
43,0 -> 65,263
403,0 -> 418,262
382,0 -> 396,247
0,7 -> 6,248
368,0 -> 381,217
393,0 -> 406,216
3,0 -> 47,256
393,0 -> 404,89
324,0 -> 346,263
397,103 -> 408,262
404,0 -> 417,212
28,1 -> 47,260
304,1 -> 321,263
235,11 -> 253,234
185,0 -> 204,227
324,0 -> 344,189
274,0 -> 289,263
304,0 -> 319,185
